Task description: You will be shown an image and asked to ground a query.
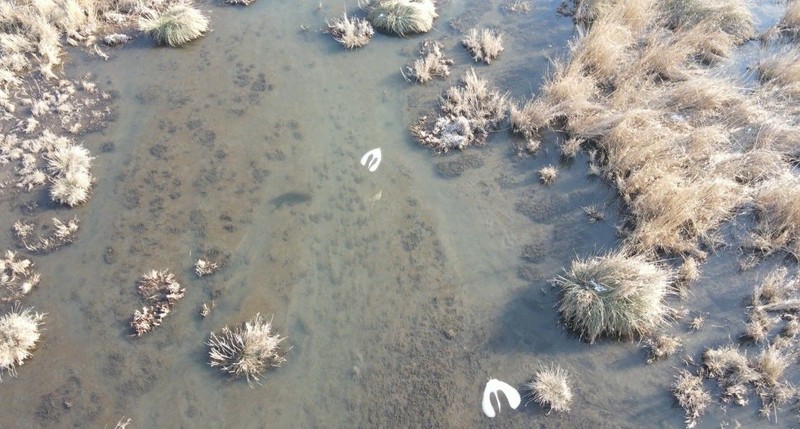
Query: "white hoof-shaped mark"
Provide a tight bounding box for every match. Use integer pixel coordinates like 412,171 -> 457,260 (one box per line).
360,148 -> 382,172
482,379 -> 521,418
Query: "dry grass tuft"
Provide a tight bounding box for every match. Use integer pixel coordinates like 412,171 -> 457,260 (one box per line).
555,251 -> 673,343
226,0 -> 256,5
703,344 -> 759,406
139,4 -> 209,47
644,334 -> 681,363
538,165 -> 559,185
14,217 -> 80,254
527,364 -> 573,413
664,0 -> 755,43
207,313 -> 288,386
753,345 -> 794,421
462,28 -> 504,64
749,174 -> 800,257
1,250 -> 41,303
362,0 -> 437,36
130,269 -> 185,336
672,369 -> 712,428
404,40 -> 453,84
326,13 -> 374,49
412,69 -> 507,153
0,304 -> 45,380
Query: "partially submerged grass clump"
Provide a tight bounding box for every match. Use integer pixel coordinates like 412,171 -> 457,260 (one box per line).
462,28 -> 504,64
45,142 -> 94,207
226,0 -> 256,5
672,369 -> 711,428
403,40 -> 453,84
139,4 -> 210,47
326,13 -> 374,49
0,305 -> 45,380
527,364 -> 573,413
1,250 -> 40,303
130,270 -> 185,336
13,217 -> 80,254
207,313 -> 288,386
412,69 -> 508,153
538,165 -> 558,185
361,0 -> 437,36
703,344 -> 759,406
644,334 -> 681,363
555,251 -> 673,343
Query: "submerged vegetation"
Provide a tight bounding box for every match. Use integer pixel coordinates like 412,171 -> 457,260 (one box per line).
139,4 -> 210,47
0,305 -> 44,380
207,313 -> 288,386
555,251 -> 673,343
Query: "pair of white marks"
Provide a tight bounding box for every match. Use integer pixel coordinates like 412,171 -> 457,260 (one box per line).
482,379 -> 521,418
360,148 -> 382,172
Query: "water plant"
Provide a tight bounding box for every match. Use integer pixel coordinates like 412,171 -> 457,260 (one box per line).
412,69 -> 508,153
462,28 -> 504,64
672,369 -> 711,428
1,250 -> 40,303
361,0 -> 437,36
130,269 -> 185,336
555,251 -> 673,343
403,40 -> 452,84
0,305 -> 45,380
538,165 -> 558,185
702,344 -> 759,406
207,313 -> 287,386
643,334 -> 681,363
527,364 -> 573,413
139,4 -> 209,47
326,13 -> 374,49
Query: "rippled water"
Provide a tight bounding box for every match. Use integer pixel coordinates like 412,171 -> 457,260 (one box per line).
0,1 -> 790,428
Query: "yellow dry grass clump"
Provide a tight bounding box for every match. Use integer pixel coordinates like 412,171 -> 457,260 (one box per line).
326,13 -> 375,49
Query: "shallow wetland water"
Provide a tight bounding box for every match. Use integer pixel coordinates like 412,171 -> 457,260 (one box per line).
0,0 -> 793,428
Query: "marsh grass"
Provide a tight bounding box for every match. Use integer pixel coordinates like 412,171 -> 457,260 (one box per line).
538,165 -> 559,185
644,334 -> 681,363
361,0 -> 437,36
461,28 -> 504,64
130,270 -> 185,336
139,4 -> 209,47
326,13 -> 374,49
13,217 -> 80,254
527,364 -> 573,413
1,250 -> 40,303
672,369 -> 711,428
0,305 -> 45,380
412,69 -> 507,153
207,313 -> 288,386
555,251 -> 673,343
404,41 -> 453,84
703,344 -> 759,406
